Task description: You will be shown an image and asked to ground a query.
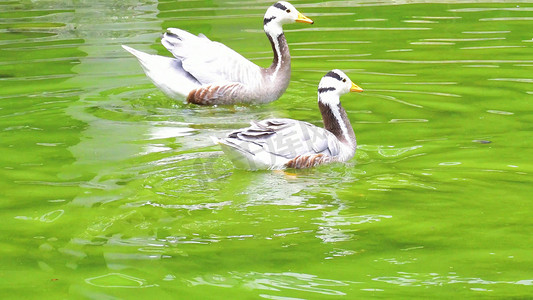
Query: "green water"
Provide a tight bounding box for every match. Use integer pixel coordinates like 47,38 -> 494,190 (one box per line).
1,0 -> 532,298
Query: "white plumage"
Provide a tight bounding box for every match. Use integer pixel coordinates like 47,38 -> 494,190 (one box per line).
216,70 -> 364,170
121,45 -> 200,99
122,1 -> 313,105
161,28 -> 262,86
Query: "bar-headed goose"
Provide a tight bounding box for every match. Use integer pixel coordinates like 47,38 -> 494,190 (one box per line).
215,70 -> 364,169
122,1 -> 313,105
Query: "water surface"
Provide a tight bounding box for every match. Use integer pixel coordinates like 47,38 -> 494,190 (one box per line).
1,0 -> 532,298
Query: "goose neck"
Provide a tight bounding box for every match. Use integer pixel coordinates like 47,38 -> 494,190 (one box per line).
265,28 -> 290,78
318,94 -> 356,151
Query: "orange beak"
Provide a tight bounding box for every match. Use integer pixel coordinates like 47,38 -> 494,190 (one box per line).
296,12 -> 314,24
350,82 -> 363,93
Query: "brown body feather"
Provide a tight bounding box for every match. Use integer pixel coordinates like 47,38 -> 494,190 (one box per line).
285,153 -> 333,169
187,83 -> 245,105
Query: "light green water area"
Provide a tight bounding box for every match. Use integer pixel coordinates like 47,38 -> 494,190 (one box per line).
1,0 -> 532,298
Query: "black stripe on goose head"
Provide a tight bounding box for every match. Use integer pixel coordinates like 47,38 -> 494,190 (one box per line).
318,87 -> 336,94
264,16 -> 276,25
324,71 -> 343,81
274,2 -> 288,10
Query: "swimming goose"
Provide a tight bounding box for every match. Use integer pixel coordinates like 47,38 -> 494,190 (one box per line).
122,1 -> 313,105
215,70 -> 363,170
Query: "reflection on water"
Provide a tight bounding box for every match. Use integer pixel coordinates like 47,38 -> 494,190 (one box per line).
373,272 -> 533,288
188,270 -> 533,296
190,271 -> 349,296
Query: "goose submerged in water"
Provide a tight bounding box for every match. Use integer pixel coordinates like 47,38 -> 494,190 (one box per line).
215,70 -> 363,170
122,1 -> 313,105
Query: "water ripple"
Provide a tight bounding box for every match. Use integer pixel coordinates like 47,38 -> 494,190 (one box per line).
359,71 -> 416,77
15,209 -> 64,223
189,272 -> 349,296
365,173 -> 436,191
372,94 -> 423,108
389,119 -> 428,123
461,45 -> 526,50
489,78 -> 533,83
450,7 -> 533,13
290,41 -> 371,46
146,126 -> 195,140
371,89 -> 461,98
355,18 -> 387,22
425,37 -> 506,42
373,272 -> 533,288
329,59 -> 533,64
135,200 -> 233,211
480,17 -> 533,21
285,27 -> 431,33
85,273 -> 158,288
412,16 -> 461,20
462,30 -> 511,34
486,109 -> 514,115
410,41 -> 455,45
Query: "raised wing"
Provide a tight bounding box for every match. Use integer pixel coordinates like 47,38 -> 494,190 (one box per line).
161,28 -> 263,86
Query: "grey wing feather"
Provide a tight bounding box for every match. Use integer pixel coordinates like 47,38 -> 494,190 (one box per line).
228,118 -> 340,159
197,33 -> 210,40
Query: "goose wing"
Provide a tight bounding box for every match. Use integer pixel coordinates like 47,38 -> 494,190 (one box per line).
162,28 -> 263,85
225,118 -> 341,159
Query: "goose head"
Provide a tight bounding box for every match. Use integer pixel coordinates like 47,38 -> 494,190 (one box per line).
318,69 -> 363,104
264,1 -> 313,33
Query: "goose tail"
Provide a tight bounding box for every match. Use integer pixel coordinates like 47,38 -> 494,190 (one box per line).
121,45 -> 200,100
214,137 -> 287,170
216,138 -> 260,170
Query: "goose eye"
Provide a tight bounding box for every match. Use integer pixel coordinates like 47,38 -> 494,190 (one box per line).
342,79 -> 347,82
286,9 -> 291,13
